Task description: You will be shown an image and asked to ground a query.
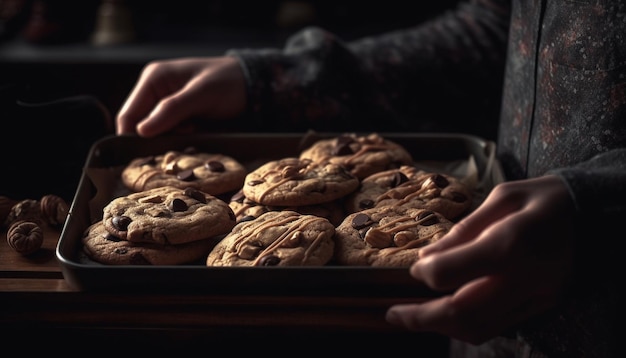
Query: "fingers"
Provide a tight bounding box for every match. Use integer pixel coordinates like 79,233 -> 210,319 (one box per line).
133,85 -> 200,137
386,275 -> 541,344
418,176 -> 575,273
116,63 -> 166,135
387,177 -> 576,344
411,206 -> 536,291
418,183 -> 523,258
134,65 -> 247,137
115,57 -> 246,137
410,199 -> 545,291
414,178 -> 576,292
116,76 -> 198,137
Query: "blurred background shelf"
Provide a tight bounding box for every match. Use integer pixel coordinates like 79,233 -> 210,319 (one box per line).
0,0 -> 459,114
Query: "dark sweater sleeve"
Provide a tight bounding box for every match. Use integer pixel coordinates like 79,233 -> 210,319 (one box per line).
517,150 -> 626,357
226,0 -> 510,137
548,148 -> 626,286
548,148 -> 626,293
550,149 -> 626,219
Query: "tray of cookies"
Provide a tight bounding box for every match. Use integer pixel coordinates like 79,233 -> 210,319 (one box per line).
56,131 -> 503,295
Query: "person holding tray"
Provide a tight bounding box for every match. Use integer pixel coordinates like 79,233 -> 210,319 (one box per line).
115,1 -> 625,357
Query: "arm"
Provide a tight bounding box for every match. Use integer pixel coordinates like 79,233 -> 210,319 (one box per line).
117,0 -> 510,137
229,0 -> 511,135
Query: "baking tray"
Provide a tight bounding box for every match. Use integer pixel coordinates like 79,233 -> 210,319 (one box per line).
56,132 -> 503,295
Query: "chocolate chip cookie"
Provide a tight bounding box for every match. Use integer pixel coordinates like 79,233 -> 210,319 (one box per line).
345,165 -> 473,220
299,133 -> 413,179
228,189 -> 345,226
81,221 -> 221,265
121,148 -> 247,195
102,186 -> 236,245
242,157 -> 359,206
333,205 -> 453,267
206,210 -> 335,266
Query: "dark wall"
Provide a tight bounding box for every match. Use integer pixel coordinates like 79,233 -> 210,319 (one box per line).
125,1 -> 461,41
1,1 -> 462,45
1,0 -> 463,118
0,1 -> 463,200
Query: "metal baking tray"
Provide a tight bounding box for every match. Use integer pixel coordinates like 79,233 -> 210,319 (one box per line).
56,132 -> 503,295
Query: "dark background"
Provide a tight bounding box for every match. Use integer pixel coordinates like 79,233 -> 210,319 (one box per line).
1,0 -> 461,117
0,0 -> 461,201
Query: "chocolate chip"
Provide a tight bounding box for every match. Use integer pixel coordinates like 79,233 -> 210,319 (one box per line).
230,190 -> 245,203
332,142 -> 354,156
352,213 -> 373,230
416,211 -> 439,226
177,169 -> 196,181
184,188 -> 207,203
104,233 -> 122,242
391,172 -> 409,187
170,198 -> 188,212
258,255 -> 281,266
112,215 -> 131,230
247,180 -> 264,186
432,174 -> 450,188
358,199 -> 374,209
239,215 -> 256,223
206,160 -> 225,172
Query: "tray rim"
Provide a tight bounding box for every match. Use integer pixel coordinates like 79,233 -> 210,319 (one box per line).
56,131 -> 501,294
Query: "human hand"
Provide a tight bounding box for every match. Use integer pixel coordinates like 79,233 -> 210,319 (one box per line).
385,175 -> 576,344
116,56 -> 247,137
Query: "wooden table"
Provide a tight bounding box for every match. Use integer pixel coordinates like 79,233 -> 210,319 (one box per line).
0,225 -> 450,354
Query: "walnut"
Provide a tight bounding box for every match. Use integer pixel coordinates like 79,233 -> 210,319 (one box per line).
4,199 -> 41,227
364,227 -> 393,248
7,220 -> 43,255
40,194 -> 69,227
0,196 -> 18,226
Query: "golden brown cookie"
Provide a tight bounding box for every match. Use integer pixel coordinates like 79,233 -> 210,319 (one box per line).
227,189 -> 272,223
345,165 -> 473,220
333,205 -> 453,267
121,148 -> 246,195
82,221 -> 220,265
102,186 -> 236,245
228,189 -> 346,226
242,157 -> 359,206
206,210 -> 335,266
299,133 -> 413,179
